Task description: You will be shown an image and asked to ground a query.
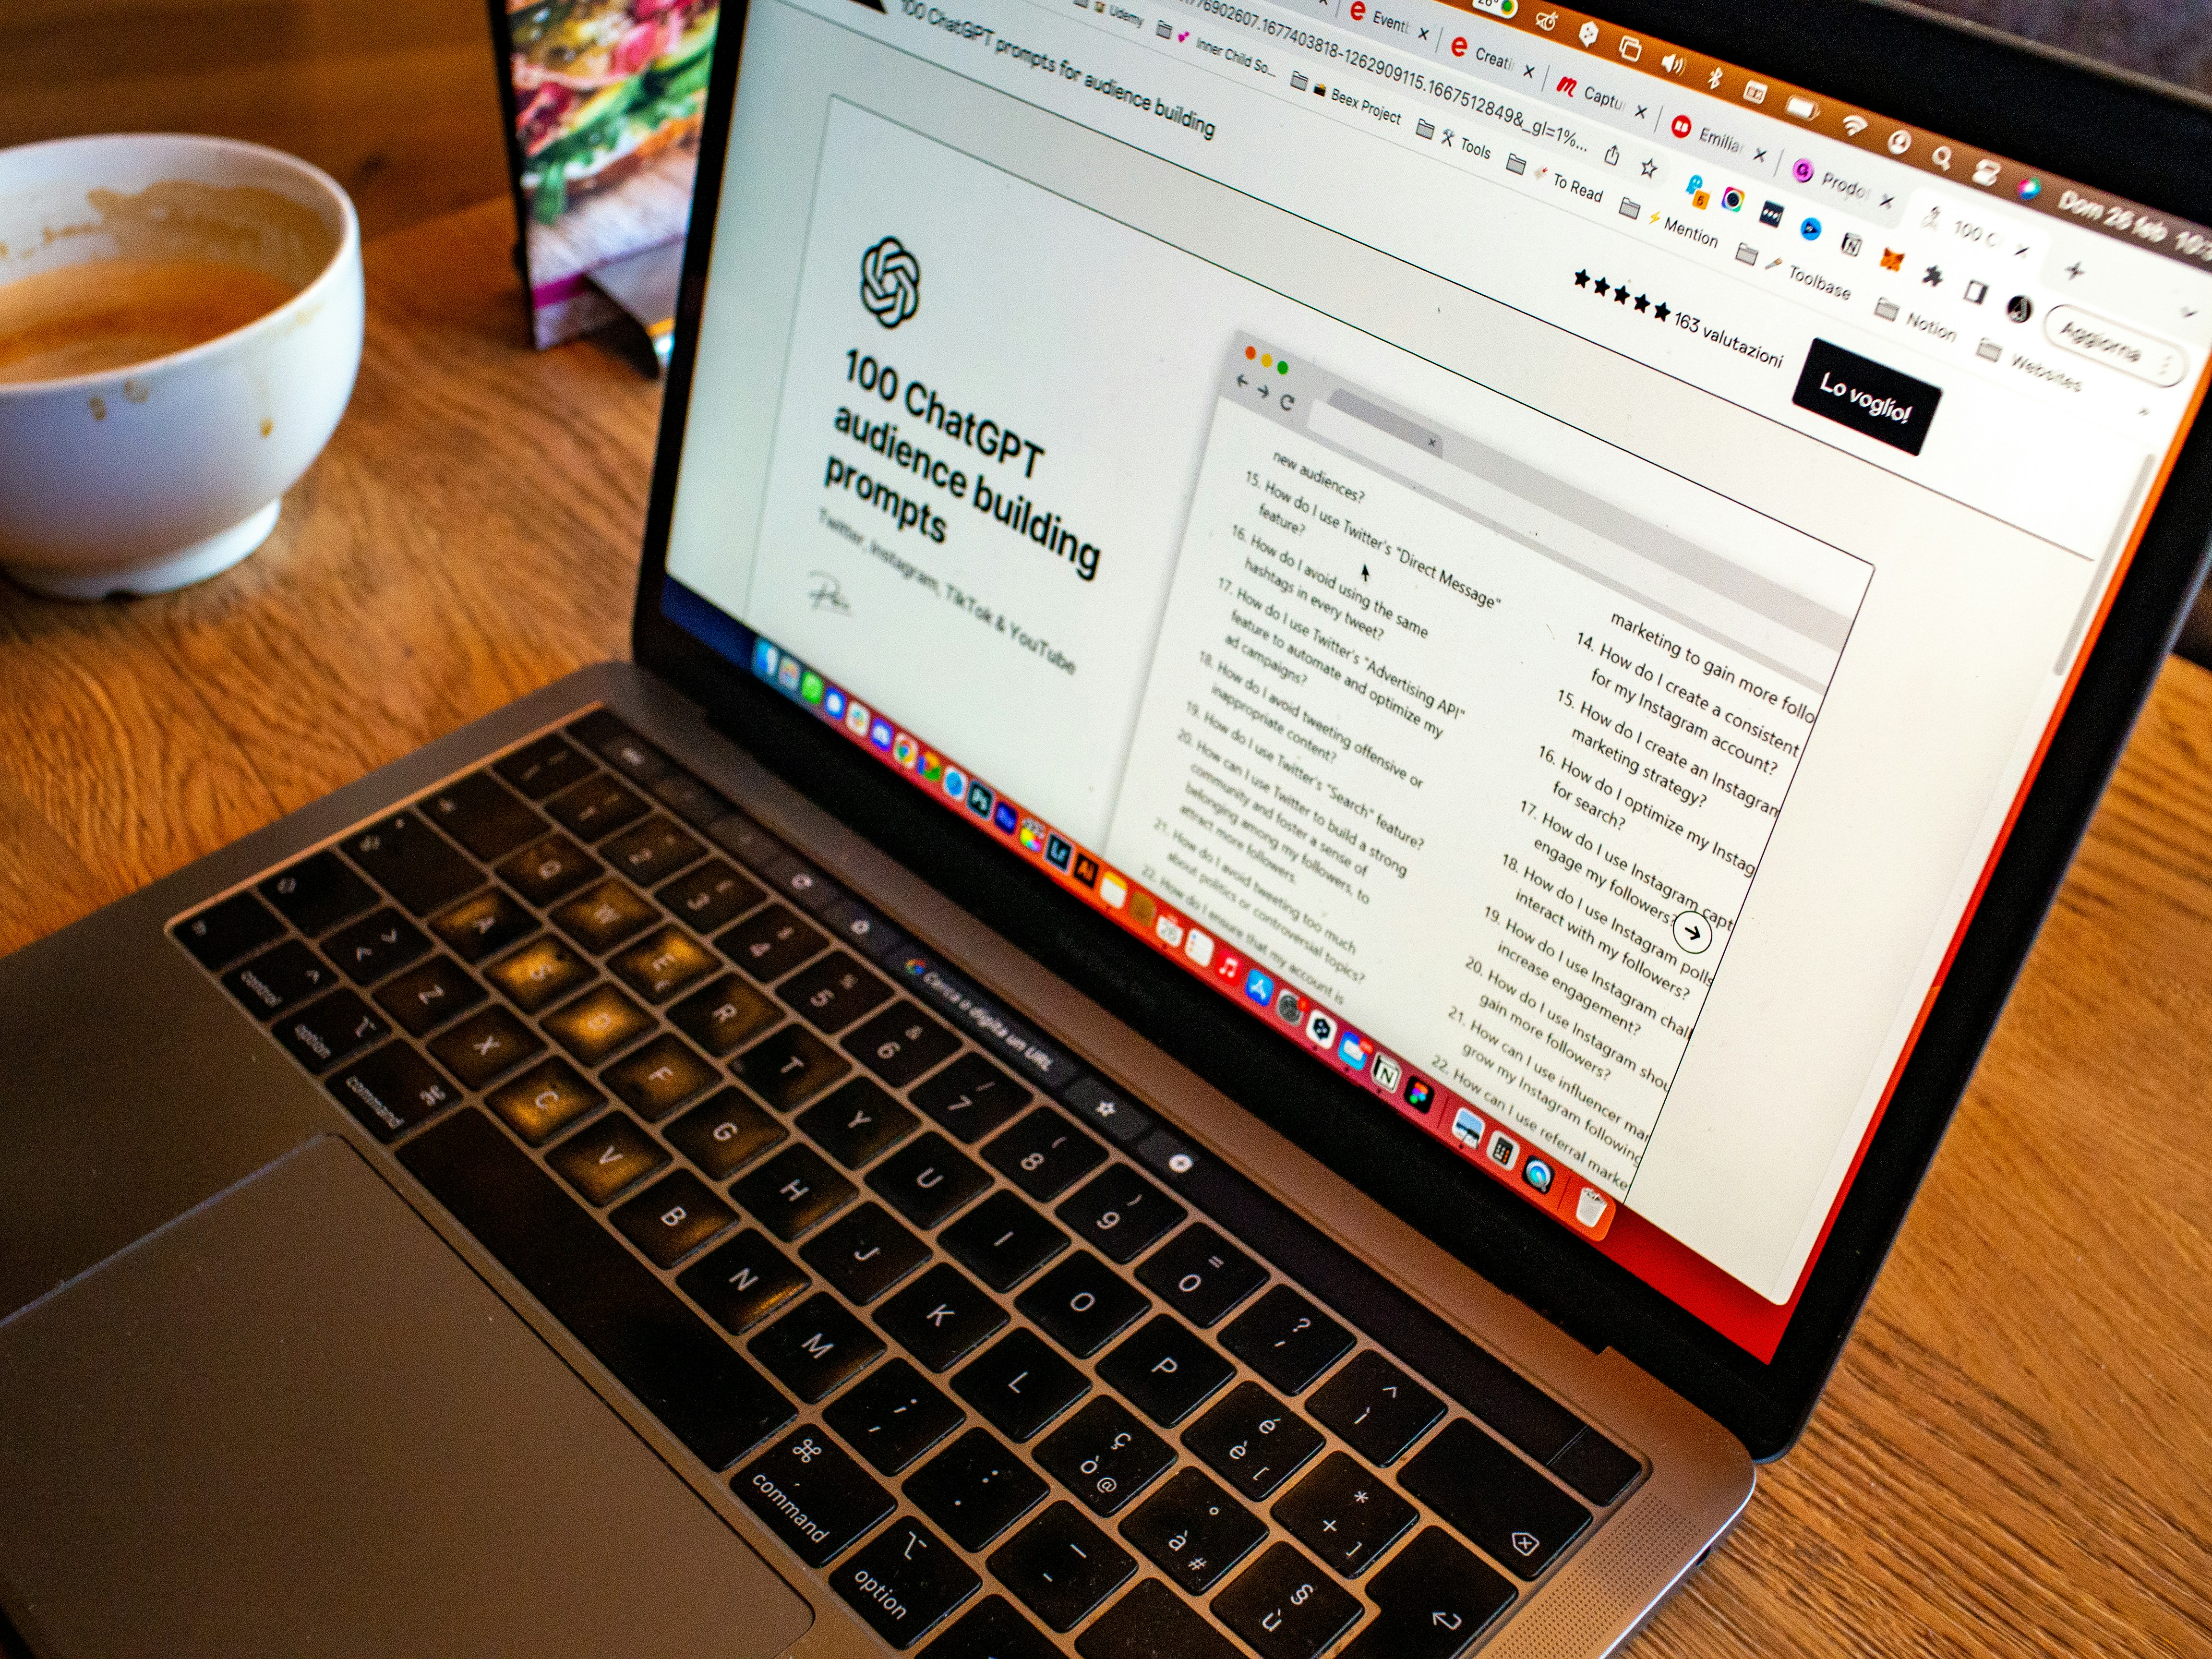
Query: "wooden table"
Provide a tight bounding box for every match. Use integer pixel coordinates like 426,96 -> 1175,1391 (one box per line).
4,200 -> 2210,1656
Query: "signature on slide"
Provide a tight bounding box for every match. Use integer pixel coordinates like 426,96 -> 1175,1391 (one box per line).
808,572 -> 853,614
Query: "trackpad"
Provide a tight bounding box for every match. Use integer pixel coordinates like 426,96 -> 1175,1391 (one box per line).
0,1136 -> 813,1659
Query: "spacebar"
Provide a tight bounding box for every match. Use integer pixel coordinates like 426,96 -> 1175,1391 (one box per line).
399,1108 -> 794,1470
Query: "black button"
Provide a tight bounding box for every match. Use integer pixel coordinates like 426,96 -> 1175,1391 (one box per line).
551,878 -> 659,954
875,1263 -> 1008,1373
656,858 -> 765,933
320,906 -> 432,985
1056,1166 -> 1185,1265
749,1291 -> 885,1403
797,1077 -> 919,1168
1212,1541 -> 1362,1659
984,1108 -> 1104,1202
428,1004 -> 546,1089
666,973 -> 781,1058
343,811 -> 483,916
823,1357 -> 964,1475
911,1053 -> 1032,1143
427,887 -> 537,964
664,1087 -> 785,1179
1182,1382 -> 1322,1502
989,1501 -> 1135,1632
1136,1225 -> 1265,1328
732,1022 -> 852,1110
1075,1580 -> 1242,1659
545,773 -> 650,842
599,814 -> 707,887
275,989 -> 388,1073
540,983 -> 654,1067
327,1041 -> 458,1142
1118,1467 -> 1264,1593
1099,1315 -> 1234,1427
484,1056 -> 604,1145
1344,1527 -> 1515,1658
601,1031 -> 718,1120
835,1515 -> 980,1649
612,1169 -> 736,1268
719,902 -> 827,981
867,1132 -> 990,1229
734,1428 -> 892,1568
223,939 -> 338,1020
607,925 -> 719,1005
952,1328 -> 1088,1442
780,950 -> 894,1034
548,1109 -> 668,1205
421,770 -> 543,861
678,1229 -> 809,1334
495,832 -> 601,907
801,1202 -> 930,1304
842,1001 -> 961,1089
1015,1251 -> 1149,1359
1792,337 -> 1942,455
731,1143 -> 857,1241
1397,1420 -> 1589,1580
1308,1352 -> 1444,1467
1549,1427 -> 1641,1507
922,1595 -> 1058,1659
941,1189 -> 1068,1292
1219,1286 -> 1353,1397
1271,1451 -> 1416,1578
493,733 -> 591,800
373,954 -> 487,1036
903,1427 -> 1046,1551
257,851 -> 376,937
1034,1397 -> 1173,1517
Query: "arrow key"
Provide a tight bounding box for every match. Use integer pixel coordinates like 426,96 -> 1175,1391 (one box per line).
1344,1528 -> 1515,1658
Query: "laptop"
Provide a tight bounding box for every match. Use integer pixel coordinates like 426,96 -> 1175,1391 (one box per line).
6,0 -> 2211,1652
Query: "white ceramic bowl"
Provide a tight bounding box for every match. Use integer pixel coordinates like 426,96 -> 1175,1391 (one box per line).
0,134 -> 363,599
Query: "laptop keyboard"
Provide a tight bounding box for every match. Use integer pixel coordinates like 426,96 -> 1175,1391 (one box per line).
171,708 -> 1645,1657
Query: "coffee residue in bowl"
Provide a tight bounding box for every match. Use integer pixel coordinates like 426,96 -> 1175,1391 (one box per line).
0,257 -> 300,384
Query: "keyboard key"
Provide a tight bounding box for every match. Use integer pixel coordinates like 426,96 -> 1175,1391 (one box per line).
551,878 -> 658,954
223,939 -> 338,1020
1056,1166 -> 1185,1265
1271,1451 -> 1416,1579
608,925 -> 718,1004
868,1133 -> 990,1229
750,1291 -> 885,1402
1099,1316 -> 1233,1427
678,1230 -> 809,1334
649,769 -> 734,832
494,733 -> 591,800
1137,1226 -> 1265,1329
665,1087 -> 785,1178
613,1169 -> 736,1268
548,1108 -> 667,1205
842,1001 -> 961,1089
732,1022 -> 852,1110
1344,1528 -> 1515,1659
257,851 -> 376,937
657,858 -> 765,934
731,1144 -> 857,1240
1183,1383 -> 1322,1503
875,1263 -> 1007,1372
320,906 -> 431,985
1212,1541 -> 1361,1659
400,1109 -> 793,1470
599,815 -> 706,887
1219,1287 -> 1353,1397
837,1515 -> 980,1649
952,1328 -> 1088,1442
985,1108 -> 1104,1202
421,769 -> 542,861
481,933 -> 594,1014
911,1053 -> 1031,1143
666,973 -> 780,1058
276,989 -> 388,1073
1016,1251 -> 1149,1359
602,1032 -> 718,1120
990,1502 -> 1134,1632
427,887 -> 536,964
904,1428 -> 1046,1551
342,812 -> 482,916
802,1202 -> 929,1304
735,1428 -> 891,1567
941,1190 -> 1067,1292
1548,1428 -> 1642,1507
541,983 -> 653,1066
1076,1580 -> 1242,1659
546,772 -> 650,841
1307,1352 -> 1443,1467
572,713 -> 662,779
495,831 -> 600,907
720,903 -> 827,981
922,1596 -> 1058,1659
1035,1397 -> 1173,1517
327,1041 -> 458,1142
484,1056 -> 603,1145
798,1077 -> 918,1168
373,954 -> 486,1036
1397,1420 -> 1589,1580
428,1004 -> 545,1088
1118,1467 -> 1264,1594
780,950 -> 894,1034
1061,1076 -> 1152,1147
824,1358 -> 964,1475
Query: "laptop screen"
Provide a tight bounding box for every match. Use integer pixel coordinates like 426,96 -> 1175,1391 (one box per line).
654,0 -> 2212,1359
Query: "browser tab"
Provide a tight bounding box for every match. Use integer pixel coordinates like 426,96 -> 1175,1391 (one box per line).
1338,0 -> 1444,57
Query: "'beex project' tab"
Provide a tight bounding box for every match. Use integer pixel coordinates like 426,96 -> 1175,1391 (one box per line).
1792,338 -> 1942,456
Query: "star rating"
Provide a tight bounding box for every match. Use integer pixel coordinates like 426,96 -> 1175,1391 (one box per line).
1654,301 -> 1671,321
1614,286 -> 1630,304
1574,268 -> 1590,288
1633,293 -> 1650,312
1593,276 -> 1611,297
1575,270 -> 1672,322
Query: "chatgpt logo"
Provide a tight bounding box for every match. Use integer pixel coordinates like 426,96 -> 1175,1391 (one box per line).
860,236 -> 921,329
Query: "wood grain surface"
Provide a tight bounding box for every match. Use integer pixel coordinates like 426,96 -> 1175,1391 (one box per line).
2,201 -> 2210,1656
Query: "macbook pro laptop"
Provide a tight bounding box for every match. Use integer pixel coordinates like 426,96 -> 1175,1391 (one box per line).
6,0 -> 2212,1654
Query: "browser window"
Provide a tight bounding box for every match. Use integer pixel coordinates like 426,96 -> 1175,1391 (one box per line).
660,0 -> 2212,1356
